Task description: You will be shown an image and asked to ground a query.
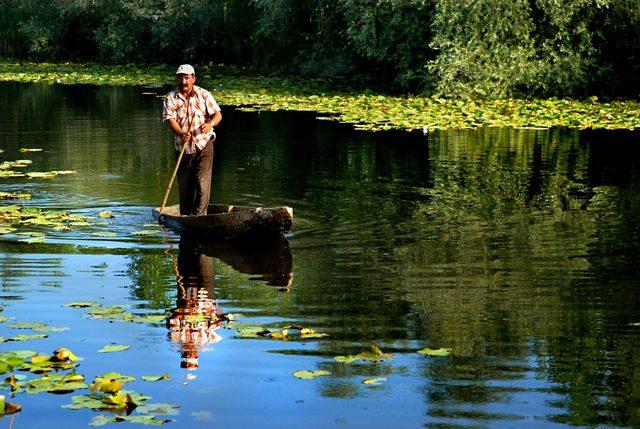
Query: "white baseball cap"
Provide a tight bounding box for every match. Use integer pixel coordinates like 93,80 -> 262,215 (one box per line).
175,64 -> 195,75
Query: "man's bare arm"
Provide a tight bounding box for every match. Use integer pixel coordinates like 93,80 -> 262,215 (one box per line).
167,118 -> 190,143
201,110 -> 222,134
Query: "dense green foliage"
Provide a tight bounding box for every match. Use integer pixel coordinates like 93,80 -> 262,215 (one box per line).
3,61 -> 640,132
1,0 -> 639,98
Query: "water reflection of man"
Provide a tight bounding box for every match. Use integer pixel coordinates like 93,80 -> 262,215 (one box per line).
167,245 -> 223,370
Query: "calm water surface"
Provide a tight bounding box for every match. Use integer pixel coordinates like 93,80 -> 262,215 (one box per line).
0,81 -> 640,428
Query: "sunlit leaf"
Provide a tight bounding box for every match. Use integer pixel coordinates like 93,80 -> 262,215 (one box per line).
63,301 -> 99,308
53,348 -> 79,362
362,377 -> 387,385
98,211 -> 114,218
90,378 -> 123,394
417,347 -> 451,357
132,229 -> 158,236
141,374 -> 169,382
92,231 -> 117,237
98,345 -> 130,353
292,370 -> 331,380
8,321 -> 46,330
94,372 -> 136,384
8,333 -> 47,342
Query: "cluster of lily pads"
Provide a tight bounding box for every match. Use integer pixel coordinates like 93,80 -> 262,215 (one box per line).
0,204 -> 95,243
63,301 -> 168,325
2,61 -> 640,132
0,304 -> 176,424
0,347 -> 177,425
291,343 -> 451,384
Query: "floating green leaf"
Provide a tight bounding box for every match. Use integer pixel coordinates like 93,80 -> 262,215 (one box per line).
8,321 -> 46,330
417,347 -> 451,357
8,333 -> 47,342
292,370 -> 331,380
362,377 -> 387,385
132,229 -> 158,236
0,192 -> 30,200
98,211 -> 114,218
27,372 -> 87,393
334,344 -> 393,364
94,372 -> 136,384
98,345 -> 130,353
92,231 -> 117,237
141,374 -> 169,382
87,306 -> 126,317
63,301 -> 99,308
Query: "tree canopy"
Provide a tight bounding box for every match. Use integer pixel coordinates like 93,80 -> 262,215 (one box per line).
1,0 -> 638,98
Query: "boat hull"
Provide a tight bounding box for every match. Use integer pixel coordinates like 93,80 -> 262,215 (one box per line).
152,204 -> 293,239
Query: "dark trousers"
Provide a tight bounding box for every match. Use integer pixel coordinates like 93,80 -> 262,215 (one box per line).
176,139 -> 214,216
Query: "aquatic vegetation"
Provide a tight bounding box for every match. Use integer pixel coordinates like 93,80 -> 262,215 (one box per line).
362,377 -> 387,385
97,345 -> 130,353
334,344 -> 393,364
0,191 -> 31,200
228,323 -> 328,340
1,61 -> 640,132
62,302 -> 99,308
141,374 -> 169,382
417,347 -> 451,357
292,370 -> 331,380
131,229 -> 159,236
0,205 -> 95,240
26,170 -> 76,179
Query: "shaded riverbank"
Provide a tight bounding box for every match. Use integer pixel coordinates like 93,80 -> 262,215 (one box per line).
1,60 -> 639,133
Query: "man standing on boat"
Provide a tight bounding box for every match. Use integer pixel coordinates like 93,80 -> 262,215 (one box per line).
163,64 -> 223,216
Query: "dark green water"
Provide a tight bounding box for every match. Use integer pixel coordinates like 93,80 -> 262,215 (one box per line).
1,81 -> 640,428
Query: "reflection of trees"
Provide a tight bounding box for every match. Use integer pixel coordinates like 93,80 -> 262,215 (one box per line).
218,124 -> 640,425
0,82 -> 174,206
127,253 -> 174,309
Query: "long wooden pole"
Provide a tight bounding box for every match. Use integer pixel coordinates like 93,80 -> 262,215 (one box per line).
159,141 -> 188,216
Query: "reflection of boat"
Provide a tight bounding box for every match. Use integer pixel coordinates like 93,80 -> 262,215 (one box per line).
179,233 -> 293,288
153,204 -> 293,239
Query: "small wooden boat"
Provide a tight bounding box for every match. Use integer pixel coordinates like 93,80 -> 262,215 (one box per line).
153,204 -> 293,239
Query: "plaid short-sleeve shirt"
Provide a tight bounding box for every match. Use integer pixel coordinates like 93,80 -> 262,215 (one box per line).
162,85 -> 221,154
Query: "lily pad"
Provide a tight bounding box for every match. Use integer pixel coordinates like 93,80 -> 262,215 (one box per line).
92,231 -> 117,237
27,372 -> 88,393
132,229 -> 159,236
8,321 -> 46,330
94,372 -> 136,384
8,333 -> 48,342
98,345 -> 130,353
292,370 -> 331,380
362,377 -> 387,385
141,374 -> 169,382
334,344 -> 393,364
63,301 -> 99,308
417,347 -> 451,357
